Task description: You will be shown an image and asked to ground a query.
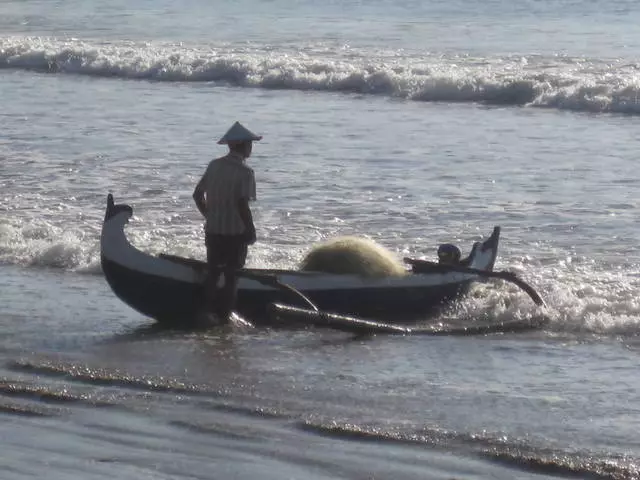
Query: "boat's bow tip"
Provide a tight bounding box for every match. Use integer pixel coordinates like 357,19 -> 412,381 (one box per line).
104,193 -> 133,222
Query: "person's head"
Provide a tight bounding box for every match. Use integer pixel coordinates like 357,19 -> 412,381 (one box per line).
217,122 -> 262,159
437,243 -> 462,265
228,140 -> 253,158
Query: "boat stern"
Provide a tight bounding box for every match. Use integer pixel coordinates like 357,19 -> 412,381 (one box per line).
466,226 -> 500,271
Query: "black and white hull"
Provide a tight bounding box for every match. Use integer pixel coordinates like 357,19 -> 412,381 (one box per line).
100,194 -> 500,327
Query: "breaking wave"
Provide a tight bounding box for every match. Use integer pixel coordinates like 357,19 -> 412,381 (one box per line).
448,257 -> 640,338
2,36 -> 640,114
0,218 -> 102,273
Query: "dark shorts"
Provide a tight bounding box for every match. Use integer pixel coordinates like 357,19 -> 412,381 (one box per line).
205,233 -> 248,275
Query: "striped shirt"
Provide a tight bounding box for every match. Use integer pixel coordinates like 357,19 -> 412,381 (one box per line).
198,152 -> 256,235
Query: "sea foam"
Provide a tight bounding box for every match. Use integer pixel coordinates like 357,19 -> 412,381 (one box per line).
2,36 -> 639,114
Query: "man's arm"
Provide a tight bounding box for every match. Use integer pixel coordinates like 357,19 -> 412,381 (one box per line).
237,169 -> 257,244
192,176 -> 207,217
237,198 -> 256,244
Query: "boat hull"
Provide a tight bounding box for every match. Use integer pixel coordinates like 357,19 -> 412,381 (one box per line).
100,194 -> 500,327
101,254 -> 204,323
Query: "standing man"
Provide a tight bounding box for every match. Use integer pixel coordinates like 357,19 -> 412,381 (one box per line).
192,121 -> 261,322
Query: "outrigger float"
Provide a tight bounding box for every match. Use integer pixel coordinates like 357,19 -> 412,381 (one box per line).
101,194 -> 545,334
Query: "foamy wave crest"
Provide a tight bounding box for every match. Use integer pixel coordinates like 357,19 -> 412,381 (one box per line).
447,259 -> 640,337
0,219 -> 101,273
0,213 -> 209,274
2,36 -> 640,114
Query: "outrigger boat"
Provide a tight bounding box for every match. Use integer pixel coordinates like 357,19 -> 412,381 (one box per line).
101,194 -> 545,333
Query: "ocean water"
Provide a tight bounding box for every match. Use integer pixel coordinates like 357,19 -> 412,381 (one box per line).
1,0 -> 640,478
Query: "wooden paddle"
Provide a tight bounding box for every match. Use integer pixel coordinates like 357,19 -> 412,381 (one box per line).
269,303 -> 411,334
403,258 -> 546,307
237,270 -> 321,312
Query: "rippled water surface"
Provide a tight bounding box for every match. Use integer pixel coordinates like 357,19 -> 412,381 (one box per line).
1,0 -> 640,478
